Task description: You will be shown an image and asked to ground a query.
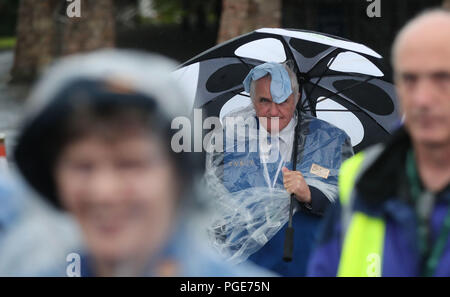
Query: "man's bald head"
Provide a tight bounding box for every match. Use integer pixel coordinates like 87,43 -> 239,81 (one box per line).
392,8 -> 450,148
392,9 -> 450,70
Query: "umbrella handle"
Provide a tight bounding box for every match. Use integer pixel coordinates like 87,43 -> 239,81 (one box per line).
282,102 -> 303,262
283,194 -> 296,262
282,227 -> 294,262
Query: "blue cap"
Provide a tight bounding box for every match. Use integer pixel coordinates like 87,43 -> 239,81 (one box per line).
243,62 -> 293,104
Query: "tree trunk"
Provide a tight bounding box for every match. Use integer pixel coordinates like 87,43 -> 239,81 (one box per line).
60,0 -> 115,56
11,0 -> 58,82
217,0 -> 281,44
11,0 -> 115,83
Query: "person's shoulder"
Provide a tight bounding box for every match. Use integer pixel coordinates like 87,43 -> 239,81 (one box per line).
179,235 -> 276,277
0,195 -> 81,276
301,114 -> 349,139
200,256 -> 277,277
303,114 -> 343,133
193,252 -> 277,277
229,261 -> 278,277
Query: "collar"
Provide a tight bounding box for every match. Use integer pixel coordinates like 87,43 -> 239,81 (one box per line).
357,126 -> 450,205
279,116 -> 297,144
258,113 -> 297,141
356,126 -> 411,204
258,115 -> 296,162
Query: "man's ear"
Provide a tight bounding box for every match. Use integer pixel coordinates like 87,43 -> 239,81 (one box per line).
294,91 -> 301,105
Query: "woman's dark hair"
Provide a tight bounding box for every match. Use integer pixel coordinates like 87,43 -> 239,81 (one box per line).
15,78 -> 199,208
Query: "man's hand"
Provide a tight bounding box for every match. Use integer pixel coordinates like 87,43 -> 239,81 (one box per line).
282,166 -> 311,204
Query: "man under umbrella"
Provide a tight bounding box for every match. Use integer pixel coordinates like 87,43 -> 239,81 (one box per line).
205,62 -> 353,276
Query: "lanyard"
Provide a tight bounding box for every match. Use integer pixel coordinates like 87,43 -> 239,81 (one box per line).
260,131 -> 294,190
260,140 -> 285,190
406,150 -> 450,276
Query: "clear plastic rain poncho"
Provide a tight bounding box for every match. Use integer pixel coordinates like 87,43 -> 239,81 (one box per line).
203,104 -> 353,264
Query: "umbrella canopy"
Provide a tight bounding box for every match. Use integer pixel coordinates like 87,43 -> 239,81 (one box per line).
173,28 -> 400,153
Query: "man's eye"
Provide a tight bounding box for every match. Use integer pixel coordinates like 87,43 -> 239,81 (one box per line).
260,98 -> 270,103
431,72 -> 450,84
397,73 -> 418,88
401,74 -> 418,85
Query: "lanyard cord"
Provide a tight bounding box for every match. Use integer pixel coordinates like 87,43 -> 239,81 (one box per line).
260,136 -> 285,190
406,150 -> 450,276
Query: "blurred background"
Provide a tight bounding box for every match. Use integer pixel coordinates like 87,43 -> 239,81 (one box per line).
0,0 -> 449,163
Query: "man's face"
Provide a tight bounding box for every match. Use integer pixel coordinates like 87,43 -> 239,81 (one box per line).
55,131 -> 178,265
252,75 -> 297,133
395,25 -> 450,147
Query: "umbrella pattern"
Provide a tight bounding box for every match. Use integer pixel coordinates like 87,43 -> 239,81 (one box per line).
173,28 -> 401,153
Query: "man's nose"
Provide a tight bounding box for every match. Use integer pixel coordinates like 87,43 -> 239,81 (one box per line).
269,102 -> 280,116
411,77 -> 436,107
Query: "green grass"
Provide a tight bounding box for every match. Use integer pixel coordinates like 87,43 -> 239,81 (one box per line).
0,37 -> 16,50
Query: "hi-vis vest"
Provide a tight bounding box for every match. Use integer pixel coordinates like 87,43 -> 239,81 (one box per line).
336,146 -> 386,277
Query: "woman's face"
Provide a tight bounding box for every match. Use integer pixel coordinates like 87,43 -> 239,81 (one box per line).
54,130 -> 179,266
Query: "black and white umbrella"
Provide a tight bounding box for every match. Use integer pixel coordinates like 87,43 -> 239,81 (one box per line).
173,28 -> 400,153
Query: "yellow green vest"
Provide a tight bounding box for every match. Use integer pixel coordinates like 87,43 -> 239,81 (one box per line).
337,151 -> 386,277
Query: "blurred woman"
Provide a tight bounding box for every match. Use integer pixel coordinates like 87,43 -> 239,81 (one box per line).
13,50 -> 272,277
